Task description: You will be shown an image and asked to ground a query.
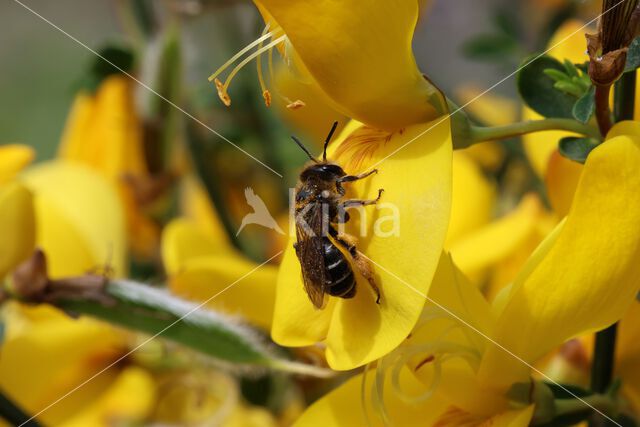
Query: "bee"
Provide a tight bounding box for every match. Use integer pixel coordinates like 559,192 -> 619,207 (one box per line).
292,122 -> 384,309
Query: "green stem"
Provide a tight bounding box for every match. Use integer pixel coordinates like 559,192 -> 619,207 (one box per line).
0,389 -> 41,426
469,118 -> 600,144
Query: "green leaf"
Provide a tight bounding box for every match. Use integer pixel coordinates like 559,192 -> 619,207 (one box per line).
58,280 -> 332,377
625,37 -> 640,73
462,33 -> 518,61
572,86 -> 596,123
518,54 -> 577,118
558,137 -> 601,164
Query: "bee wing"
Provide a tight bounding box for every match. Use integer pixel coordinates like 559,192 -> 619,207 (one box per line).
295,202 -> 328,309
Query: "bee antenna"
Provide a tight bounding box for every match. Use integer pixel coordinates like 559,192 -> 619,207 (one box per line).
323,121 -> 339,162
291,135 -> 318,162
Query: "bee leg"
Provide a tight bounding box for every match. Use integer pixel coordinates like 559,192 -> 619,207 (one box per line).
337,169 -> 378,184
330,230 -> 381,304
339,189 -> 384,209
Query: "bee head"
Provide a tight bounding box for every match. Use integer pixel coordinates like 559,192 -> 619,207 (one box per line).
300,163 -> 346,183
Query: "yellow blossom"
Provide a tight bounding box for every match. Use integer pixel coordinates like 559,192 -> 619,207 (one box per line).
293,121 -> 640,425
58,74 -> 159,259
273,118 -> 452,370
213,0 -> 446,131
0,160 -> 154,426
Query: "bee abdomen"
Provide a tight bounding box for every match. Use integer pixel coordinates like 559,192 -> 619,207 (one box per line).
322,238 -> 356,299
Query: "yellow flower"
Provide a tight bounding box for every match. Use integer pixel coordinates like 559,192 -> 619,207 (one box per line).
162,177 -> 278,330
58,74 -> 159,259
293,122 -> 640,425
449,194 -> 555,298
212,0 -> 446,131
273,118 -> 452,370
0,161 -> 154,426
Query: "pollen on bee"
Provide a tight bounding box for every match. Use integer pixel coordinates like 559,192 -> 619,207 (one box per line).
286,100 -> 306,110
214,78 -> 231,107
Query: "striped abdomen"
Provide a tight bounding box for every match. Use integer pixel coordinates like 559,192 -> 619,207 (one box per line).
322,237 -> 356,298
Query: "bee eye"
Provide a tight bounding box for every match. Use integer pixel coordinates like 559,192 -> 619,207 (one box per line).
321,190 -> 331,199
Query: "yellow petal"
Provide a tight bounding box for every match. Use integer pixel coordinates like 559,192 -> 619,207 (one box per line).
293,367 -> 449,427
446,152 -> 496,245
480,133 -> 640,391
273,117 -> 453,370
58,92 -> 96,162
545,150 -> 583,217
272,63 -> 348,142
0,145 -> 35,185
408,254 -> 499,415
255,0 -> 445,131
449,194 -> 543,282
522,20 -> 591,177
179,175 -> 233,246
486,406 -> 535,427
162,218 -> 236,275
0,182 -> 35,278
0,303 -> 127,425
21,161 -> 127,277
169,255 -> 278,330
59,367 -> 155,427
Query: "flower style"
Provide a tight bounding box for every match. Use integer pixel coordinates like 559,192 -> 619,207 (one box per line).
293,121 -> 640,425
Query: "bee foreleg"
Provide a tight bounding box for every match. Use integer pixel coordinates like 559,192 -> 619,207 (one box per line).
337,169 -> 378,184
339,189 -> 384,209
331,231 -> 381,304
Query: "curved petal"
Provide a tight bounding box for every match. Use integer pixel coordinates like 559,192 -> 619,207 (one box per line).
162,218 -> 237,275
21,161 -> 127,277
479,134 -> 640,391
545,150 -> 583,217
169,255 -> 278,330
273,118 -> 453,370
59,366 -> 155,427
446,152 -> 496,246
179,176 -> 232,245
449,194 -> 544,282
0,144 -> 35,185
324,118 -> 452,369
0,183 -> 35,279
255,0 -> 445,131
273,63 -> 348,142
522,20 -> 591,177
0,303 -> 127,425
293,368 -> 449,427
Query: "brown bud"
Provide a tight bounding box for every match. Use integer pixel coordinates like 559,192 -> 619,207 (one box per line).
11,249 -> 50,300
587,32 -> 628,86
